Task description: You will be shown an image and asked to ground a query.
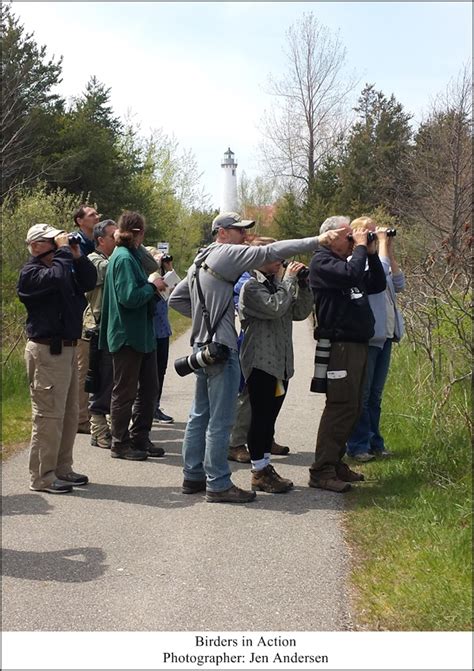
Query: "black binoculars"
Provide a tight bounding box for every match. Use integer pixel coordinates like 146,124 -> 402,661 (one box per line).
347,229 -> 396,243
161,254 -> 173,263
68,232 -> 82,246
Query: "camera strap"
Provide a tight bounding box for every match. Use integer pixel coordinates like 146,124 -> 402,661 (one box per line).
193,262 -> 233,345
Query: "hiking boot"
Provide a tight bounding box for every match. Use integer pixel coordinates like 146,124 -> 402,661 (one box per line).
29,479 -> 73,494
270,441 -> 290,456
77,421 -> 91,434
91,434 -> 111,449
336,462 -> 365,482
90,414 -> 111,448
308,477 -> 351,493
182,479 -> 207,494
131,439 -> 165,457
111,446 -> 148,461
251,464 -> 293,493
352,452 -> 375,463
228,445 -> 251,463
206,485 -> 256,504
57,471 -> 89,486
153,408 -> 174,424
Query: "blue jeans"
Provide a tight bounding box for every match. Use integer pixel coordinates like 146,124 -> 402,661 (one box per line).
346,339 -> 393,456
182,348 -> 240,491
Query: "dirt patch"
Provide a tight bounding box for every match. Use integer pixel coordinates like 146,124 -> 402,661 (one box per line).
1,441 -> 28,461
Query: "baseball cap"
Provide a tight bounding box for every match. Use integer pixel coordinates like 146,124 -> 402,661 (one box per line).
211,212 -> 255,233
26,223 -> 64,244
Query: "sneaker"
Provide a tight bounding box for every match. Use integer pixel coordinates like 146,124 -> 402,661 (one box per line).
336,462 -> 365,482
182,479 -> 207,494
206,485 -> 256,504
270,441 -> 290,456
308,477 -> 351,493
251,464 -> 293,493
370,449 -> 393,458
29,479 -> 73,494
77,421 -> 91,434
111,446 -> 148,461
351,452 -> 375,463
57,471 -> 89,486
153,408 -> 174,424
228,445 -> 251,463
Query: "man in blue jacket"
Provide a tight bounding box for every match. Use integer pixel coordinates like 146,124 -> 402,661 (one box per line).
308,216 -> 386,493
18,224 -> 97,493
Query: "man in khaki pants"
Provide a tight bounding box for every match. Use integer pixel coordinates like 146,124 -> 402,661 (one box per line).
17,224 -> 97,493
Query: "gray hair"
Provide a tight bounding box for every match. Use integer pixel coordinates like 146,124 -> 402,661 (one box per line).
319,216 -> 350,234
93,219 -> 116,244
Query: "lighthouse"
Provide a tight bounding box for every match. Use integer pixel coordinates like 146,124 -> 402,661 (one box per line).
220,147 -> 238,213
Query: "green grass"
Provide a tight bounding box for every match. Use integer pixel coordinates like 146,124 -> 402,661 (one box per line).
346,343 -> 472,631
1,345 -> 32,452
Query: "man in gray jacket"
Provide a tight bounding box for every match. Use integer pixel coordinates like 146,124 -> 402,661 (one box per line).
169,211 -> 337,503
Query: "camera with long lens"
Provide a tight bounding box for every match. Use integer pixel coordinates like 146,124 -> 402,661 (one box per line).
309,338 -> 331,393
174,342 -> 230,377
68,232 -> 82,246
84,327 -> 101,393
347,229 -> 396,243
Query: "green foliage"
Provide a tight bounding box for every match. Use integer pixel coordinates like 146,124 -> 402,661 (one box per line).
335,84 -> 414,218
1,2 -> 63,194
347,342 -> 472,630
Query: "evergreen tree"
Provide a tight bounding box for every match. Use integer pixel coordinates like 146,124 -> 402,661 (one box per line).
337,84 -> 413,218
1,3 -> 63,196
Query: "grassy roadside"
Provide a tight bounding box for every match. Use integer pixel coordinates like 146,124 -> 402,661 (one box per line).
0,310 -> 191,459
345,343 -> 472,630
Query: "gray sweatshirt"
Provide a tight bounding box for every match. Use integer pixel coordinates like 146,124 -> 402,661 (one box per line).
168,238 -> 319,350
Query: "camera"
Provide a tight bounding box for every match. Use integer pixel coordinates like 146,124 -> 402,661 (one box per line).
84,327 -> 101,393
347,229 -> 396,243
309,338 -> 331,393
68,232 -> 82,246
161,254 -> 173,263
174,342 -> 230,377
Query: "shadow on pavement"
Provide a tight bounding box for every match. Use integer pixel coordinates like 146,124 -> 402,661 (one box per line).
77,483 -> 204,509
2,546 -> 106,582
2,494 -> 54,517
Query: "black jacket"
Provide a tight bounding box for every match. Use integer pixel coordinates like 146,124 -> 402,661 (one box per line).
309,245 -> 386,343
17,247 -> 97,340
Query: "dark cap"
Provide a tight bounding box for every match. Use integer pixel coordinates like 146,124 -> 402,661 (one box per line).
211,211 -> 255,233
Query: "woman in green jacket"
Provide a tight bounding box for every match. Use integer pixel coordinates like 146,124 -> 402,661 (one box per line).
100,211 -> 167,460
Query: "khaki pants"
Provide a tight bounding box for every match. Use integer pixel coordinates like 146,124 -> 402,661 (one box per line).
25,341 -> 79,489
309,341 -> 368,480
77,337 -> 90,426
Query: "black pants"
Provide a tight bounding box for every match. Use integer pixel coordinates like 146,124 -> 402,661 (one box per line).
110,346 -> 158,450
247,368 -> 288,461
155,337 -> 169,407
89,346 -> 113,416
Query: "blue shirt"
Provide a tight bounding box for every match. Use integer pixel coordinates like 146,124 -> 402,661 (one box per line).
77,229 -> 95,257
153,297 -> 172,339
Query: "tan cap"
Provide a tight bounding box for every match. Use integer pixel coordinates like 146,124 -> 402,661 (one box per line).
26,223 -> 64,244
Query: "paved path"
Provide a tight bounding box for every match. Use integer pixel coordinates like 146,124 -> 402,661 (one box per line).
2,319 -> 353,631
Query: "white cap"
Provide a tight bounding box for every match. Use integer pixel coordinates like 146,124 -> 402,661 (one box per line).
26,223 -> 64,244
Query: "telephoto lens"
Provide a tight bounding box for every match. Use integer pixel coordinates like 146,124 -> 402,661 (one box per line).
174,342 -> 230,377
309,338 -> 331,393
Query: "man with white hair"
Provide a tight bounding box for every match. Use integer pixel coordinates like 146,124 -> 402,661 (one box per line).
17,224 -> 97,493
308,215 -> 386,493
169,211 -> 338,503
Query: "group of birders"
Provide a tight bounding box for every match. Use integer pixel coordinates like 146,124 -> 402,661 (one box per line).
18,206 -> 404,500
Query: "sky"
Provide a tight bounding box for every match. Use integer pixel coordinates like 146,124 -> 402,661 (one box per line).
13,1 -> 472,209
